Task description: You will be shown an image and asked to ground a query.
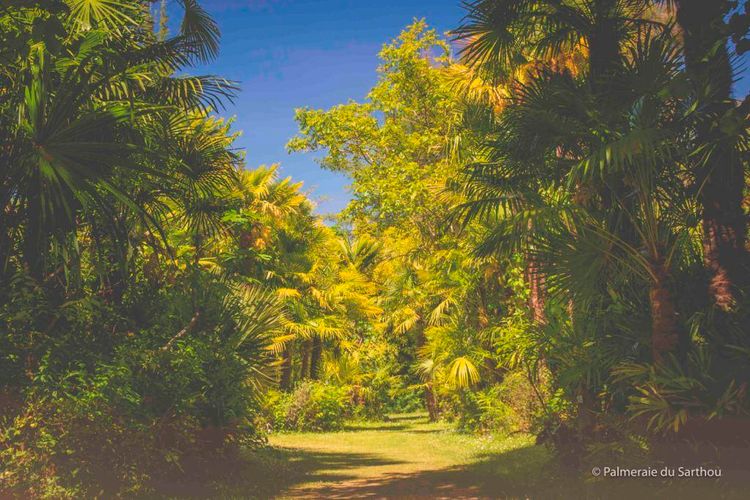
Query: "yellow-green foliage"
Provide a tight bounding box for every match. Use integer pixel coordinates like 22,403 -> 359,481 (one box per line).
262,382 -> 349,432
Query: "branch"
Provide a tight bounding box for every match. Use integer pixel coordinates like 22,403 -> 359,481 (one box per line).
161,311 -> 201,351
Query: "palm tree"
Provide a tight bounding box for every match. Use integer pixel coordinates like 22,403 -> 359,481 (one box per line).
453,0 -> 658,327
0,0 -> 234,286
667,0 -> 748,310
455,0 -> 649,87
454,25 -> 692,364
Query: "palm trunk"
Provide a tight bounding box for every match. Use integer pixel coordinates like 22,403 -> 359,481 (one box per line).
588,0 -> 621,85
414,322 -> 439,421
590,0 -> 642,248
157,0 -> 169,40
23,199 -> 45,282
478,281 -> 503,383
676,0 -> 748,310
649,259 -> 680,364
280,345 -> 293,390
424,385 -> 439,421
0,223 -> 11,282
300,339 -> 311,380
310,336 -> 322,380
524,253 -> 547,325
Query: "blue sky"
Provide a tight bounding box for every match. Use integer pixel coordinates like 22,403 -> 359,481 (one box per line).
195,0 -> 750,216
196,0 -> 464,215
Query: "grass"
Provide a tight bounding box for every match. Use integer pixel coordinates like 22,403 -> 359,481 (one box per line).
152,412 -> 750,499
266,412 -> 547,498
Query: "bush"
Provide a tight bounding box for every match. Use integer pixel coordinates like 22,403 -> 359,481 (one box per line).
0,386 -> 195,498
262,381 -> 349,431
382,384 -> 424,415
347,377 -> 411,419
0,271 -> 273,497
447,388 -> 515,434
447,371 -> 545,435
495,371 -> 544,433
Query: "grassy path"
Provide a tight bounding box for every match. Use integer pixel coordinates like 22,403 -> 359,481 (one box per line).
226,412 -> 742,500
151,412 -> 748,498
266,413 -> 549,499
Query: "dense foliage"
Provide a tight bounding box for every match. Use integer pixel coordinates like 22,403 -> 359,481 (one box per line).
0,0 -> 346,496
289,1 -> 750,459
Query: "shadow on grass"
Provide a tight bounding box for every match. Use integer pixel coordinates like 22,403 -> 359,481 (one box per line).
384,413 -> 428,422
259,444 -> 750,499
149,435 -> 750,499
338,424 -> 447,434
151,441 -> 557,498
274,443 -> 561,499
405,428 -> 447,434
149,446 -> 405,499
341,424 -> 409,432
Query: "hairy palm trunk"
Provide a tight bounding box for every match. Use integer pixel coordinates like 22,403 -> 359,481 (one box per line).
280,345 -> 293,390
300,339 -> 311,379
424,386 -> 439,421
23,199 -> 45,282
649,258 -> 680,363
591,0 -> 643,248
310,336 -> 322,380
676,0 -> 748,309
571,3 -> 624,433
0,223 -> 11,281
524,253 -> 547,325
588,0 -> 621,84
478,281 -> 503,383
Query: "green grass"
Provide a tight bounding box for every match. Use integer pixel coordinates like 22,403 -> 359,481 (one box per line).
266,412 -> 546,497
153,413 -> 750,498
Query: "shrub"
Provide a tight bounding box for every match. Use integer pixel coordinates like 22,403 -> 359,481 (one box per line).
474,386 -> 522,433
387,387 -> 424,414
262,381 -> 349,431
0,271 -> 275,497
447,388 -> 516,434
447,371 -> 545,434
347,377 -> 405,419
0,385 -> 192,498
495,371 -> 545,433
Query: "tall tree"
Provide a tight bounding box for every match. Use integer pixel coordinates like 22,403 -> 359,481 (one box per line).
454,3 -> 696,366
454,0 -> 647,323
671,0 -> 748,310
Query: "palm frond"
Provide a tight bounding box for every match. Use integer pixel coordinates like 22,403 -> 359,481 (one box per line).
178,0 -> 220,63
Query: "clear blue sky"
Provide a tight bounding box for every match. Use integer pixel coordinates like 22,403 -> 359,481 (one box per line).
195,0 -> 464,215
196,0 -> 750,216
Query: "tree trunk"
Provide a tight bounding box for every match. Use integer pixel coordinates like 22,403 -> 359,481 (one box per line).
588,0 -> 621,85
415,322 -> 439,421
590,0 -> 643,248
280,344 -> 293,390
310,336 -> 322,380
676,0 -> 748,310
23,198 -> 45,282
300,339 -> 311,380
424,385 -> 439,421
649,259 -> 681,364
524,253 -> 547,325
0,223 -> 11,284
157,0 -> 169,40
